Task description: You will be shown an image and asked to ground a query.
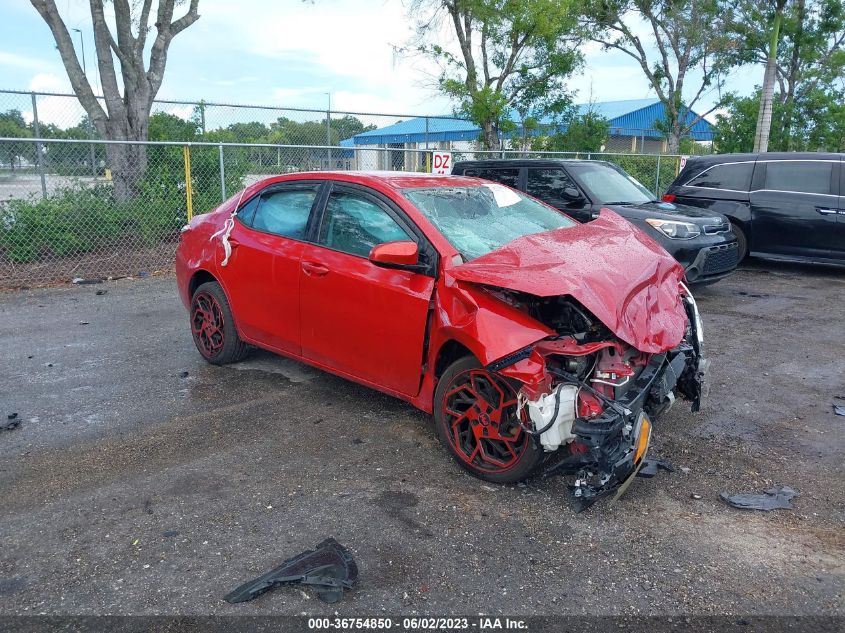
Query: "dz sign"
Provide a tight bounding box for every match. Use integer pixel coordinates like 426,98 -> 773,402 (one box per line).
431,151 -> 452,175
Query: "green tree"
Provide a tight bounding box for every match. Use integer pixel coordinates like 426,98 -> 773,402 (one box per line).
148,112 -> 200,141
583,0 -> 736,153
412,0 -> 583,150
725,0 -> 845,150
547,109 -> 609,152
0,110 -> 33,170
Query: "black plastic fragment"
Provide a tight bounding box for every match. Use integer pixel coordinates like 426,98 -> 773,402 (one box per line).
720,486 -> 798,511
636,458 -> 676,478
224,538 -> 357,604
2,413 -> 20,432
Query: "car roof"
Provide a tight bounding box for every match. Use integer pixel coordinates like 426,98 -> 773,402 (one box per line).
453,158 -> 609,169
248,171 -> 485,191
686,152 -> 844,165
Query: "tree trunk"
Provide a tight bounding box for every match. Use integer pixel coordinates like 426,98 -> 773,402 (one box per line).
782,0 -> 806,151
754,1 -> 785,153
667,128 -> 681,154
481,120 -> 501,151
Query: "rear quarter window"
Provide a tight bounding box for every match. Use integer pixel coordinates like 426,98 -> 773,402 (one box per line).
461,168 -> 520,189
685,162 -> 754,191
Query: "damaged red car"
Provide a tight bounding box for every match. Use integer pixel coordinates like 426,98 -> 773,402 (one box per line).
176,172 -> 707,506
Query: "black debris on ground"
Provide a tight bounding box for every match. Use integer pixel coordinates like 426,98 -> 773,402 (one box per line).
2,413 -> 21,432
720,485 -> 799,511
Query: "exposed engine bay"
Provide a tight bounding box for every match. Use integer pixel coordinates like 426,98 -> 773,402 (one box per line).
482,283 -> 707,509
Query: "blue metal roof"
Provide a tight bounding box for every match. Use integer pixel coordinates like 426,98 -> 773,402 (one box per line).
344,98 -> 713,145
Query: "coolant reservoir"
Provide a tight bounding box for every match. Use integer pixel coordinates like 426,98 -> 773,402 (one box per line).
526,384 -> 579,451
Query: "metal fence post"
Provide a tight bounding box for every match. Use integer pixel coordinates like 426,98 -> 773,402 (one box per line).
655,154 -> 662,195
218,143 -> 226,201
326,101 -> 332,169
30,92 -> 47,199
183,145 -> 194,221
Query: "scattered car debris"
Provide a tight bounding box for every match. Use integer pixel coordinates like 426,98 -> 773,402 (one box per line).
71,277 -> 103,285
224,538 -> 357,604
95,289 -> 107,296
2,413 -> 21,432
637,458 -> 676,478
178,371 -> 189,379
79,321 -> 90,326
833,404 -> 845,416
720,486 -> 799,511
690,493 -> 702,500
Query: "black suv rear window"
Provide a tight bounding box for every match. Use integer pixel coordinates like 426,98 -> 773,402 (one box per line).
461,168 -> 520,189
685,162 -> 753,191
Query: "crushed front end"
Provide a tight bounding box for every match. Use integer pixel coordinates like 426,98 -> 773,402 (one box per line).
490,284 -> 707,509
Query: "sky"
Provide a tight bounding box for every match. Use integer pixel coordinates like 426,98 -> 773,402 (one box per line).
0,0 -> 761,129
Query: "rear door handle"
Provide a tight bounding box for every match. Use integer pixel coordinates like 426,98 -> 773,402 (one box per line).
301,261 -> 329,277
816,207 -> 837,215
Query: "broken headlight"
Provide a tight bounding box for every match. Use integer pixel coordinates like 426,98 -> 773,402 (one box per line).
645,219 -> 701,239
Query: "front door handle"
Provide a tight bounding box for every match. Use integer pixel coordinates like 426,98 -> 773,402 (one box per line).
301,261 -> 329,277
816,207 -> 837,215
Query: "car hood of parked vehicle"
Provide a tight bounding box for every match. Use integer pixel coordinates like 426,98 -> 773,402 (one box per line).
605,200 -> 725,224
448,209 -> 688,354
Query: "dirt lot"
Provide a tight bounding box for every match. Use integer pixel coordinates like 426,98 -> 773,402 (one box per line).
0,261 -> 843,617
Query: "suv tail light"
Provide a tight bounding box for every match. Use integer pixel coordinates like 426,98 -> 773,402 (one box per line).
662,193 -> 676,202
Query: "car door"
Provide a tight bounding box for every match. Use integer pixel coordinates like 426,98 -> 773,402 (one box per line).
750,159 -> 839,259
299,184 -> 436,396
524,167 -> 592,222
223,182 -> 322,354
835,157 -> 845,262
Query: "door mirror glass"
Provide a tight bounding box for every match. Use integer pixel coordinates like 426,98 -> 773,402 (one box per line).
369,240 -> 419,267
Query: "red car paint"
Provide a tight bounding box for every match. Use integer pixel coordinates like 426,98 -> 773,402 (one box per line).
449,210 -> 687,354
176,172 -> 687,416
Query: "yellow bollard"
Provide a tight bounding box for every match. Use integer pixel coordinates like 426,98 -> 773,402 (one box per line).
183,145 -> 194,221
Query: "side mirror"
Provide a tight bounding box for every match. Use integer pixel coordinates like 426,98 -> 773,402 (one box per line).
562,186 -> 582,200
368,240 -> 419,268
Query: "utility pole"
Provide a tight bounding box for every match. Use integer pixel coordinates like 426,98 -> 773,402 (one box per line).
73,27 -> 97,176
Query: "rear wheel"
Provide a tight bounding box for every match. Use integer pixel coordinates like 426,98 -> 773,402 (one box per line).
731,222 -> 748,261
434,356 -> 542,483
190,281 -> 249,365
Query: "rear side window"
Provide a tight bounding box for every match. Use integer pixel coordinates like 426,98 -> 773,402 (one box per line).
685,163 -> 753,191
251,189 -> 318,239
463,168 -> 520,189
763,161 -> 833,195
236,196 -> 260,226
318,191 -> 410,258
526,169 -> 578,206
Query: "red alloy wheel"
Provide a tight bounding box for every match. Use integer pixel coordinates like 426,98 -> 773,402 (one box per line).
441,369 -> 529,473
191,290 -> 226,359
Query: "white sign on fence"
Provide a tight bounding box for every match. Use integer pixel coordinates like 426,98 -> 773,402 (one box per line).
431,151 -> 452,175
679,155 -> 690,172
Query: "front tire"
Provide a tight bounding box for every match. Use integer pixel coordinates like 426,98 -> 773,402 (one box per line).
433,356 -> 542,484
190,281 -> 250,365
731,222 -> 748,261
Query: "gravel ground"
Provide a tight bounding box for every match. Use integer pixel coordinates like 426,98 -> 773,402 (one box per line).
0,261 -> 842,617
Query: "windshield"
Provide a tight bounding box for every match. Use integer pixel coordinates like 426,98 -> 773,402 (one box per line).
567,162 -> 654,204
403,184 -> 575,261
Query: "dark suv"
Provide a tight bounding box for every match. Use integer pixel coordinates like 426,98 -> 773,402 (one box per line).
663,152 -> 844,265
452,159 -> 740,284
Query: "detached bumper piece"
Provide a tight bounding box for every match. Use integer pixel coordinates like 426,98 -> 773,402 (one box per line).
543,346 -> 699,511
224,538 -> 358,604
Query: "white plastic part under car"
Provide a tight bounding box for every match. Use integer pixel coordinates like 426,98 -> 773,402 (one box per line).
523,384 -> 579,451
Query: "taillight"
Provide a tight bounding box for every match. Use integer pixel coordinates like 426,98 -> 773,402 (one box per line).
662,193 -> 676,202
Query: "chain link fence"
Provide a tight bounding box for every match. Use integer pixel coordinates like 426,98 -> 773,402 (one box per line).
0,136 -> 691,288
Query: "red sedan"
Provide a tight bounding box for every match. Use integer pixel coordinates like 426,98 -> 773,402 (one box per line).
176,172 -> 706,507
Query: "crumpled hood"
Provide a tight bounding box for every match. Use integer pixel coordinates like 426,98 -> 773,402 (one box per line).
448,209 -> 688,353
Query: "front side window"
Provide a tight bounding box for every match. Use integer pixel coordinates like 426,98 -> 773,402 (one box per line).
566,162 -> 653,204
403,184 -> 576,261
526,169 -> 579,206
251,188 -> 318,239
763,161 -> 833,195
318,192 -> 410,258
685,163 -> 753,191
464,168 -> 520,189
